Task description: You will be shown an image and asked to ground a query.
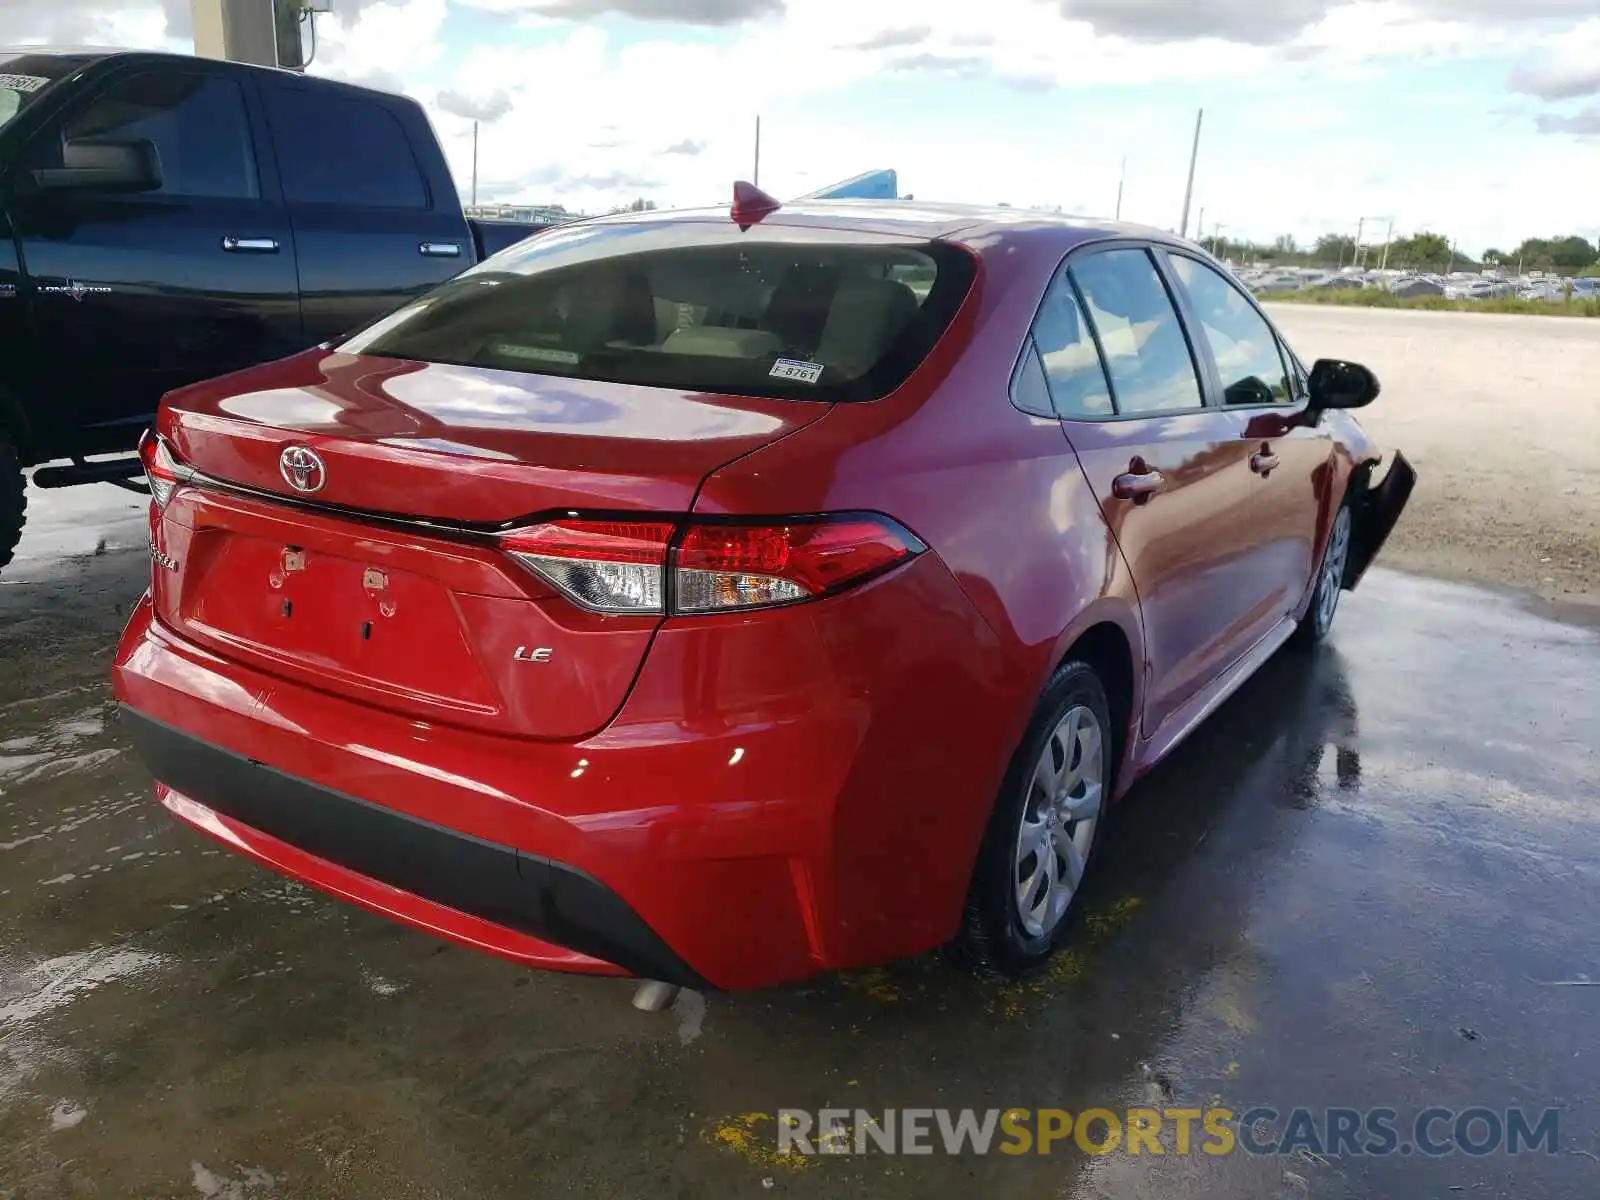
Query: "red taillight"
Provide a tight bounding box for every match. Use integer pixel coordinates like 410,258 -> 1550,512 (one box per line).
500,515 -> 923,615
675,518 -> 921,612
502,520 -> 674,613
139,429 -> 180,510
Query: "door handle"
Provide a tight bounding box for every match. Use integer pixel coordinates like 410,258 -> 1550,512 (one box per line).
221,236 -> 279,253
420,241 -> 462,257
1112,458 -> 1164,503
1250,451 -> 1280,476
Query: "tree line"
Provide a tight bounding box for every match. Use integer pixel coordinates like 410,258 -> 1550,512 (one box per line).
1199,231 -> 1600,275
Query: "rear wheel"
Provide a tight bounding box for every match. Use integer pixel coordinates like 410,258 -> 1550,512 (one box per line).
0,432 -> 24,573
1290,501 -> 1352,650
958,661 -> 1111,977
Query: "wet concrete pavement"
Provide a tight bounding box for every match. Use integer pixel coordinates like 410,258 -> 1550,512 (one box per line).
2,486 -> 1598,1199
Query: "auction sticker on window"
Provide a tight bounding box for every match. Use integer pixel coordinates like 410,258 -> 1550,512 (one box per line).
0,74 -> 51,93
490,343 -> 580,365
770,358 -> 825,384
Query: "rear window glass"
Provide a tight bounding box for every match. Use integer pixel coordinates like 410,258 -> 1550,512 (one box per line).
340,222 -> 975,402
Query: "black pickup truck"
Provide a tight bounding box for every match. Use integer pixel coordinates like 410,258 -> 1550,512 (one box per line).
0,48 -> 550,569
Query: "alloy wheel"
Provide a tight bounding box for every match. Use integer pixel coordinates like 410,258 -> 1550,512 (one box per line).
1317,506 -> 1352,631
1014,704 -> 1104,939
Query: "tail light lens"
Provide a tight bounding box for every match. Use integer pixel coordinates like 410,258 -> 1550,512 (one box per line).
502,520 -> 675,613
675,519 -> 920,612
500,514 -> 923,615
139,429 -> 180,510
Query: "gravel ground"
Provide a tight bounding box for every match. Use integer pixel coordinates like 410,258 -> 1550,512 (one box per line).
1268,305 -> 1600,615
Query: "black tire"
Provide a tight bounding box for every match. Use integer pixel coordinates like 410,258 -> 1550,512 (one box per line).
957,660 -> 1113,978
1289,498 -> 1353,651
0,431 -> 24,573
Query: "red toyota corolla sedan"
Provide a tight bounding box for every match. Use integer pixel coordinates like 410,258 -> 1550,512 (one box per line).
114,191 -> 1414,990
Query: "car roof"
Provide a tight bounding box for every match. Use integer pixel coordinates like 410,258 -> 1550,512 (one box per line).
591,198 -> 1194,260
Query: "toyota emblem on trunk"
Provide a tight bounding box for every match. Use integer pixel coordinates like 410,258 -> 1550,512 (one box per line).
279,446 -> 327,494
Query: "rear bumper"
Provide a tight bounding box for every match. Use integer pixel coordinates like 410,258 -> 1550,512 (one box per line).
120,705 -> 703,986
113,550 -> 1022,990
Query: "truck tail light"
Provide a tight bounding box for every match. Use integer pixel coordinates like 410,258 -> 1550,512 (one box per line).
500,515 -> 923,615
139,429 -> 180,510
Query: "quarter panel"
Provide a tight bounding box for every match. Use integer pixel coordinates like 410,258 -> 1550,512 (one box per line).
693,240 -> 1145,844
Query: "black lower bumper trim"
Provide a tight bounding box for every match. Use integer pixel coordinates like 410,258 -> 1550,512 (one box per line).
119,706 -> 703,988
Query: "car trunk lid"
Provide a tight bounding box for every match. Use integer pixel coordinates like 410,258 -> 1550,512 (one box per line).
150,349 -> 828,739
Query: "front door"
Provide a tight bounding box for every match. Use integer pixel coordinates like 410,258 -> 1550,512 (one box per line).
5,64 -> 301,456
1161,251 -> 1335,622
1031,246 -> 1262,738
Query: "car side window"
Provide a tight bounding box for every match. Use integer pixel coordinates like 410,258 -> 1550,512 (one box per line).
1009,340 -> 1055,418
1069,249 -> 1205,415
1167,254 -> 1291,407
47,72 -> 259,200
263,86 -> 427,209
1030,266 -> 1114,418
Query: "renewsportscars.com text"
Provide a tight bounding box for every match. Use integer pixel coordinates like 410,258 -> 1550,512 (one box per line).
775,1106 -> 1561,1158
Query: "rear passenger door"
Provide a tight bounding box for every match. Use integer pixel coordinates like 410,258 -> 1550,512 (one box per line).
1030,245 -> 1263,738
257,79 -> 471,345
1162,251 -> 1335,622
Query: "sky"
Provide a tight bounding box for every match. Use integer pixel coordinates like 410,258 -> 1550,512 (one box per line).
4,0 -> 1599,256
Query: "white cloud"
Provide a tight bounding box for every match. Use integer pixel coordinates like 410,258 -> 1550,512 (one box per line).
1,0 -> 1595,250
1508,17 -> 1600,100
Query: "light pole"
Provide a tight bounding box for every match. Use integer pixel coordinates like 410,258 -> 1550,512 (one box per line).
1115,156 -> 1126,220
1210,223 -> 1228,258
1178,108 -> 1203,238
1352,216 -> 1388,269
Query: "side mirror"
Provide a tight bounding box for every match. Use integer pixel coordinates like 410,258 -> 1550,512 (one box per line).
31,138 -> 162,193
1307,358 -> 1380,410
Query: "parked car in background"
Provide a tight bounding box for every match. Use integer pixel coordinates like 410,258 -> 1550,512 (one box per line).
1391,275 -> 1445,298
115,194 -> 1414,989
0,48 -> 553,569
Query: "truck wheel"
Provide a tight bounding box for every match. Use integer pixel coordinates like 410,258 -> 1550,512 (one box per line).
0,432 -> 24,572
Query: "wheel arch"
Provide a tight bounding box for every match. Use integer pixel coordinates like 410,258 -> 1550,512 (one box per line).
1049,602 -> 1143,799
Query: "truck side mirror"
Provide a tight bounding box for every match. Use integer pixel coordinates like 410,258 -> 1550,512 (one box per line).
31,137 -> 162,193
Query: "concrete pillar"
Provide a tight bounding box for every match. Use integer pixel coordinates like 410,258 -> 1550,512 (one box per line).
190,0 -> 304,69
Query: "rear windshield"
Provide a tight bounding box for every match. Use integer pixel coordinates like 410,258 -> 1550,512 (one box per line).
340,221 -> 976,402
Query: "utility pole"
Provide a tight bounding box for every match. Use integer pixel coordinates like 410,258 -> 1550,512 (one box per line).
193,0 -> 312,69
753,115 -> 761,187
1378,220 -> 1394,273
1211,223 -> 1227,257
1178,108 -> 1203,238
471,120 -> 479,207
1197,206 -> 1205,242
1115,156 -> 1126,220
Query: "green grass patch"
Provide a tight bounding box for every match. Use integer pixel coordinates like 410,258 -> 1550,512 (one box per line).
1265,287 -> 1600,317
